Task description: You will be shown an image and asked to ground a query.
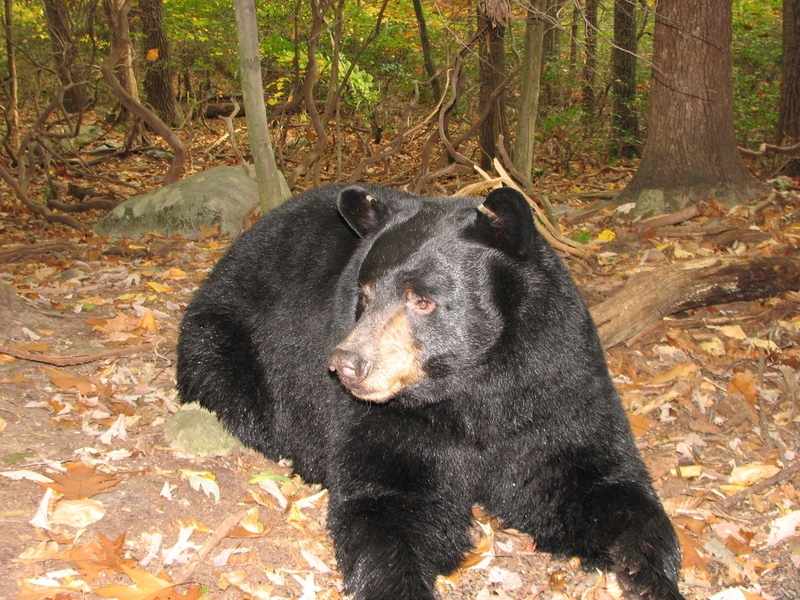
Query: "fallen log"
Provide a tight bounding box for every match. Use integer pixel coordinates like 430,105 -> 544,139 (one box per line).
590,255 -> 800,348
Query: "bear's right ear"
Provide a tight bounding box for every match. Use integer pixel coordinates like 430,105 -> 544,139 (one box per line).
474,187 -> 534,257
337,186 -> 392,239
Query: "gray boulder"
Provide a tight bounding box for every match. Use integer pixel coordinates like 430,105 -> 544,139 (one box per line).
95,165 -> 259,240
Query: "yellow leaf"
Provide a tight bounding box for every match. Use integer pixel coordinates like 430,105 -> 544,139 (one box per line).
180,469 -> 216,481
670,464 -> 702,478
596,229 -> 616,242
699,337 -> 726,356
163,267 -> 187,280
672,242 -> 694,259
145,48 -> 159,62
147,281 -> 173,293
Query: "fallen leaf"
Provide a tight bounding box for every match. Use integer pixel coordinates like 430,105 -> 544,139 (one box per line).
44,462 -> 121,500
302,548 -> 331,573
764,510 -> 800,548
677,527 -> 709,578
712,325 -> 747,340
650,363 -> 701,385
49,498 -> 106,528
93,564 -> 174,600
1,470 -> 54,484
728,463 -> 781,486
187,473 -> 220,502
727,372 -> 758,403
628,412 -> 651,437
29,487 -> 54,531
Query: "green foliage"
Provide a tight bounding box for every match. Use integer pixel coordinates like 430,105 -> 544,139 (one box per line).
731,0 -> 782,145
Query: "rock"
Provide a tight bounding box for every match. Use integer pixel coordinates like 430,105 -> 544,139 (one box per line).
95,166 -> 258,240
164,404 -> 242,456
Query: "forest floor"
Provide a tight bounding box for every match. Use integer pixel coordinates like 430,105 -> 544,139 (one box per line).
0,143 -> 799,600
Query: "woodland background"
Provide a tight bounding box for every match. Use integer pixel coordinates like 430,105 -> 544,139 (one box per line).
1,1 -> 800,600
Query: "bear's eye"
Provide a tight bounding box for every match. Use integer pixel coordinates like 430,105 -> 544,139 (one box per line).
407,292 -> 436,315
356,290 -> 371,318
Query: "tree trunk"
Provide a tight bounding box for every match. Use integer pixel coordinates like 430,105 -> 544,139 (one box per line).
233,0 -> 290,209
4,0 -> 19,153
513,0 -> 546,180
581,0 -> 598,117
610,0 -> 639,158
590,256 -> 800,348
776,0 -> 800,144
140,0 -> 178,126
103,0 -> 139,121
616,0 -> 770,214
101,0 -> 186,185
412,0 -> 441,102
42,0 -> 87,113
539,0 -> 562,107
477,0 -> 509,171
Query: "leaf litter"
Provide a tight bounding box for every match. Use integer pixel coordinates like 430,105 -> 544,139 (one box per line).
0,180 -> 799,599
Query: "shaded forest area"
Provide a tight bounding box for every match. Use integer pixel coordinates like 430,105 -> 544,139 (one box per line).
1,1 -> 800,600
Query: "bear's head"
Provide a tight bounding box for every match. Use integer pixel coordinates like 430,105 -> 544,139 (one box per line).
328,185 -> 535,405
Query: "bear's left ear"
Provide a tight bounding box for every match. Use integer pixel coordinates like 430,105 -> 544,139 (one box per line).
337,186 -> 392,239
475,187 -> 534,257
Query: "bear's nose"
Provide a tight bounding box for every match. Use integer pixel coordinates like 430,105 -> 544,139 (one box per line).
328,349 -> 371,387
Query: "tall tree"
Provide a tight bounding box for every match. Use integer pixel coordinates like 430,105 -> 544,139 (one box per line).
477,0 -> 510,170
539,0 -> 562,107
513,0 -> 547,179
233,0 -> 290,209
412,0 -> 441,102
610,0 -> 639,158
140,0 -> 178,126
42,0 -> 87,112
3,0 -> 19,153
103,0 -> 139,120
777,0 -> 800,144
617,0 -> 770,212
581,0 -> 598,117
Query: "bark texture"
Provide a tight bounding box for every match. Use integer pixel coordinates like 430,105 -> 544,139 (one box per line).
477,0 -> 509,170
617,0 -> 770,213
43,0 -> 87,112
777,0 -> 800,144
610,0 -> 639,158
140,0 -> 178,126
590,256 -> 800,348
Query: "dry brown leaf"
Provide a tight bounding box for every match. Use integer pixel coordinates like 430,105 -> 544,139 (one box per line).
676,526 -> 710,578
43,462 -> 121,500
649,363 -> 701,386
728,371 -> 758,403
627,412 -> 651,437
93,564 -> 174,600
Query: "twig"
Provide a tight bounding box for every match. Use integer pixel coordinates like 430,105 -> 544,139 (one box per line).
739,139 -> 800,158
717,461 -> 800,510
634,202 -> 706,233
173,507 -> 250,585
220,101 -> 253,180
0,241 -> 79,263
0,343 -> 154,366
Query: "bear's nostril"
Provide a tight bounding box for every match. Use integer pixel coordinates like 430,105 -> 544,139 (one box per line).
328,349 -> 370,386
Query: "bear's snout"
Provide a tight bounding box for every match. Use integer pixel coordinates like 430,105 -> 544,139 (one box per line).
328,349 -> 371,388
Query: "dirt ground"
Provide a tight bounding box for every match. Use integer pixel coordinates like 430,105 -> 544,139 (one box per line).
1,199 -> 799,600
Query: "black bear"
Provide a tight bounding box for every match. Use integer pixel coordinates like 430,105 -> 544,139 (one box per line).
176,184 -> 685,600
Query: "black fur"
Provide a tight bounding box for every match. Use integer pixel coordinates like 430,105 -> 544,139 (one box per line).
177,184 -> 685,600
